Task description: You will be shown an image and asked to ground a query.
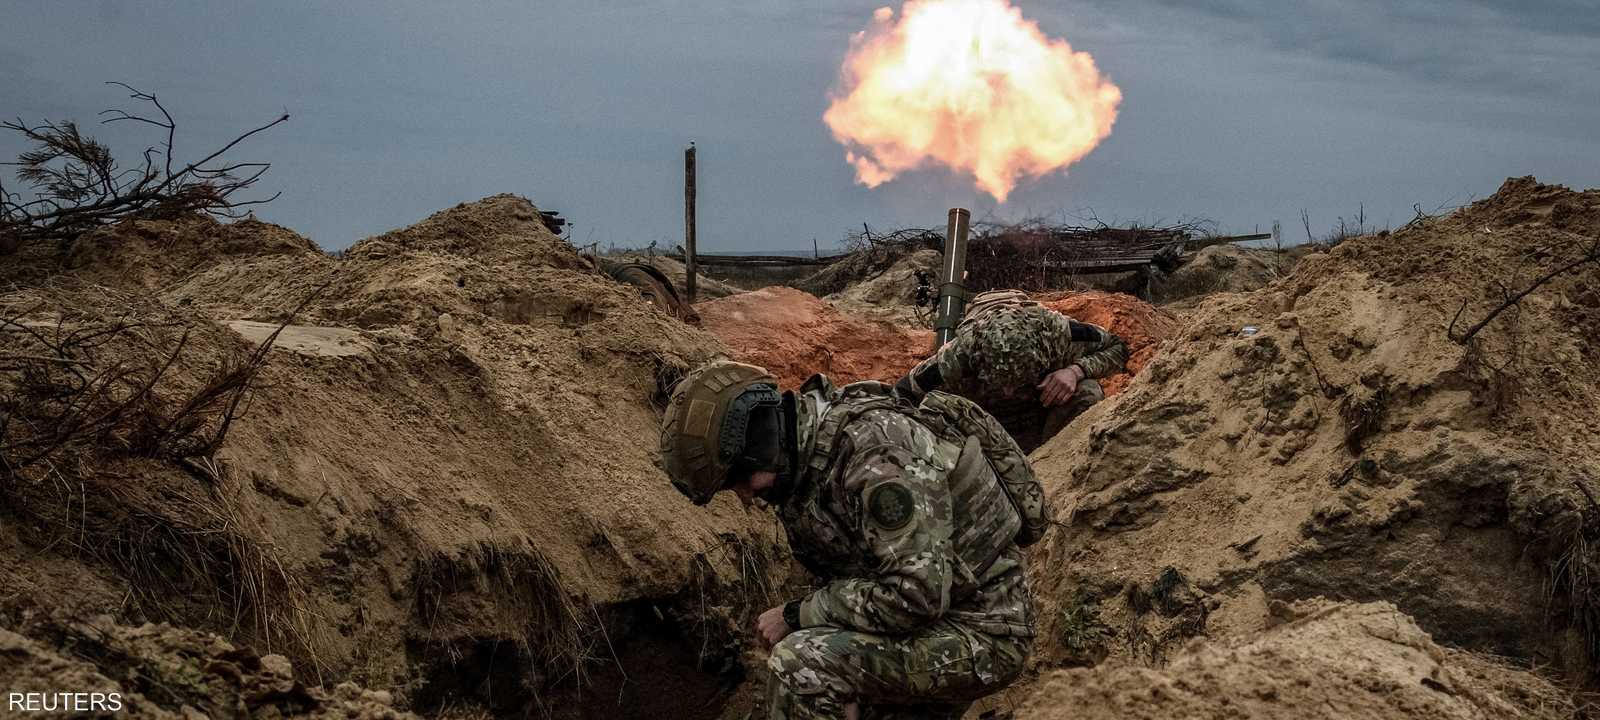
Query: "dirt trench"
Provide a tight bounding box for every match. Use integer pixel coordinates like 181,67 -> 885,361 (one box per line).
4,179 -> 1597,718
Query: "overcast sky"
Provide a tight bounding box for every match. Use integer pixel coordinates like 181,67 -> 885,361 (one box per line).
4,1 -> 1597,251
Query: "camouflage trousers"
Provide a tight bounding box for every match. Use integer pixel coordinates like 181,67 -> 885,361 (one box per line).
985,379 -> 1103,453
764,620 -> 1030,719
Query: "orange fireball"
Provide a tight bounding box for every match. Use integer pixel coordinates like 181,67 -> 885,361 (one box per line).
824,0 -> 1122,202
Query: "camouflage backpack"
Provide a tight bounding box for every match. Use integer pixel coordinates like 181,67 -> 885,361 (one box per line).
802,377 -> 1055,547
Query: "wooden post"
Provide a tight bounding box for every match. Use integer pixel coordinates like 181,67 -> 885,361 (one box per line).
684,143 -> 697,303
813,238 -> 819,259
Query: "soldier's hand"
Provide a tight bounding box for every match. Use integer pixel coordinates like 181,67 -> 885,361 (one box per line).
1038,366 -> 1084,407
756,605 -> 793,648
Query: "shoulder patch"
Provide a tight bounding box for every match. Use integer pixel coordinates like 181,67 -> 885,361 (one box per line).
867,482 -> 915,531
1068,321 -> 1101,342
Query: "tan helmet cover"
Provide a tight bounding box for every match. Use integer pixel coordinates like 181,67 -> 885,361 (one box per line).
658,360 -> 779,505
960,289 -> 1035,328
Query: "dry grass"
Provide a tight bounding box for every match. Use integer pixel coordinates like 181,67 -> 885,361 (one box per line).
0,280 -> 332,673
685,531 -> 778,675
1,453 -> 327,673
1338,385 -> 1388,455
411,540 -> 589,709
1549,522 -> 1600,672
184,458 -> 327,674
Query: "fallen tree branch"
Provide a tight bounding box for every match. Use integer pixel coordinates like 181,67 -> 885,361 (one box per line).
1,82 -> 289,253
1449,236 -> 1600,344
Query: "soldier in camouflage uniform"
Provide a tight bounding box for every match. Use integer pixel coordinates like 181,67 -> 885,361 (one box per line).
659,360 -> 1040,719
897,289 -> 1128,451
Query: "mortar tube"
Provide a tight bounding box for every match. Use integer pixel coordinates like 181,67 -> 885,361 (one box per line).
934,208 -> 971,352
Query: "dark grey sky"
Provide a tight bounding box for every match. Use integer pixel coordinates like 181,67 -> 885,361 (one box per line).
4,1 -> 1597,251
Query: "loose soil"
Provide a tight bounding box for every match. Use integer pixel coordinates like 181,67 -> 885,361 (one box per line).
1020,601 -> 1578,720
696,285 -> 934,389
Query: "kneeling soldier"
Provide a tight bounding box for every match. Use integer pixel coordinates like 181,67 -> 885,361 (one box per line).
660,360 -> 1048,719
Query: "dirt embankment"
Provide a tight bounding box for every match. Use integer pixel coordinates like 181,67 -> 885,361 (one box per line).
696,286 -> 934,389
1021,601 -> 1578,720
0,195 -> 786,718
1037,291 -> 1180,396
698,280 -> 1177,400
1024,177 -> 1600,686
1150,243 -> 1316,305
825,247 -> 941,326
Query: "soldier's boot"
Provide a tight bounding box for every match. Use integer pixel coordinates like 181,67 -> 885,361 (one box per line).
1040,378 -> 1104,446
860,701 -> 971,719
765,688 -> 964,720
764,626 -> 1026,720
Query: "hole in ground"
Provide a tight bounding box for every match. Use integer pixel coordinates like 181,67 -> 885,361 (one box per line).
408,600 -> 746,719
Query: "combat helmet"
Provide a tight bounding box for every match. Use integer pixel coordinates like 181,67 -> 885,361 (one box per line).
960,289 -> 1036,328
659,360 -> 784,505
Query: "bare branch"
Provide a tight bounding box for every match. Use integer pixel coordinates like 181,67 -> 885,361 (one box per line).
1,83 -> 288,253
1449,237 -> 1600,344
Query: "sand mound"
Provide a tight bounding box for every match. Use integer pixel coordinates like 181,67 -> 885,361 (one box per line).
346,194 -> 583,269
1150,244 -> 1315,305
1020,601 -> 1576,720
0,195 -> 786,718
1026,177 -> 1600,676
0,214 -> 322,291
796,240 -> 937,299
827,248 -> 941,326
1036,291 -> 1180,396
697,286 -> 933,389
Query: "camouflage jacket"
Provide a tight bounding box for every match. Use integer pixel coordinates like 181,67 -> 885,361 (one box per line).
775,377 -> 1034,638
907,303 -> 1127,404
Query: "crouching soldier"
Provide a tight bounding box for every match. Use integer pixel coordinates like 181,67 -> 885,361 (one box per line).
897,289 -> 1128,452
659,360 -> 1050,719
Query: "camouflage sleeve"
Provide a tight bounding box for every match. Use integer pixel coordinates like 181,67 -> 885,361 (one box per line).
928,327 -> 986,397
797,418 -> 955,634
895,353 -> 938,402
922,309 -> 1127,396
1053,315 -> 1128,379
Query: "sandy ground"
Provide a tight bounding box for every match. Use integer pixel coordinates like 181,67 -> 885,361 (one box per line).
226,321 -> 376,357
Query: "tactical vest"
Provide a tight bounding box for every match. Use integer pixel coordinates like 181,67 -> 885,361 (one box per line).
798,377 -> 1055,572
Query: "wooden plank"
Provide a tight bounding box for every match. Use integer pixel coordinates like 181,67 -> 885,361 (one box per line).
1040,259 -> 1162,273
1190,235 -> 1273,251
669,253 -> 846,267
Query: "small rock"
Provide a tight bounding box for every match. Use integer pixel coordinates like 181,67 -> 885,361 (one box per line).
437,313 -> 456,338
259,653 -> 296,694
361,689 -> 394,706
260,653 -> 293,678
